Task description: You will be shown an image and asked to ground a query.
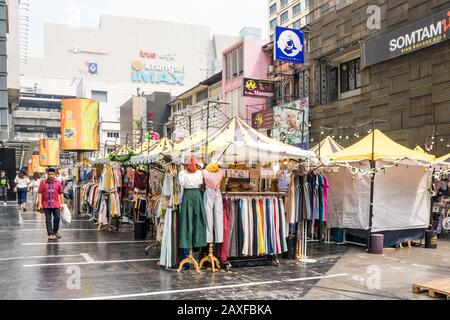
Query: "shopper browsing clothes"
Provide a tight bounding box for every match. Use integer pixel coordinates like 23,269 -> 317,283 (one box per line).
38,168 -> 64,241
28,174 -> 41,211
0,170 -> 10,205
14,170 -> 30,211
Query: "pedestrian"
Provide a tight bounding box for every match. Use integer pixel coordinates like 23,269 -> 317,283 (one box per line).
38,168 -> 65,241
55,170 -> 63,184
28,174 -> 41,211
14,169 -> 30,211
0,170 -> 10,206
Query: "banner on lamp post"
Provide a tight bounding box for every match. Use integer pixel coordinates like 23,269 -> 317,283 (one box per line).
60,98 -> 99,151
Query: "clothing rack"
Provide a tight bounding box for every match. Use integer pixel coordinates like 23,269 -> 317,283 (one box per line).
223,192 -> 288,196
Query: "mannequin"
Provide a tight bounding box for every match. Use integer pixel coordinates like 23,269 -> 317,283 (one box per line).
177,156 -> 207,272
199,162 -> 223,272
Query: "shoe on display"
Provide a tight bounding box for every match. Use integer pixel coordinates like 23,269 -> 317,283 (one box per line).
54,233 -> 61,239
3,202 -> 6,206
48,235 -> 56,240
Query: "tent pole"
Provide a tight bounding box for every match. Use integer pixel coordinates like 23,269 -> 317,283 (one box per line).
367,121 -> 375,250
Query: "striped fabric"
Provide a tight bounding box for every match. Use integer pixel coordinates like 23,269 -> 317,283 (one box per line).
310,136 -> 344,158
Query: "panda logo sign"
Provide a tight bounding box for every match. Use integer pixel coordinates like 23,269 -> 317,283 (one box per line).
275,26 -> 304,63
87,62 -> 98,75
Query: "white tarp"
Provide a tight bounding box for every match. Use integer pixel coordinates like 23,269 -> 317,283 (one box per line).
325,161 -> 371,230
372,161 -> 431,232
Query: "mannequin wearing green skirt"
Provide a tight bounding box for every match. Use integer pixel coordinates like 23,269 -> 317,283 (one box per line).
178,162 -> 207,249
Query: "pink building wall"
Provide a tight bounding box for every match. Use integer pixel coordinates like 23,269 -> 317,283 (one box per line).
222,39 -> 272,124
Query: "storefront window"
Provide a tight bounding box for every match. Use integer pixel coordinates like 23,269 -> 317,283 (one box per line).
340,58 -> 361,93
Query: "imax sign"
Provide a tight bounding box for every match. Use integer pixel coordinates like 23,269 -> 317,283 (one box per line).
131,59 -> 185,85
131,71 -> 185,85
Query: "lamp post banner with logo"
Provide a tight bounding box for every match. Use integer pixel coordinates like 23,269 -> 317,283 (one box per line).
274,26 -> 305,63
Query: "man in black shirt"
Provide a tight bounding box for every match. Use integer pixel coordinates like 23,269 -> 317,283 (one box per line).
0,170 -> 10,205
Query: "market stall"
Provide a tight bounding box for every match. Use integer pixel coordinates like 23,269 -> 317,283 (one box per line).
156,116 -> 317,272
326,129 -> 434,248
310,136 -> 344,158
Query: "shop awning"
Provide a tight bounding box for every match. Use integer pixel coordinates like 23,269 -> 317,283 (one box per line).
310,136 -> 344,158
435,153 -> 450,163
329,129 -> 434,163
412,146 -> 436,160
129,137 -> 174,164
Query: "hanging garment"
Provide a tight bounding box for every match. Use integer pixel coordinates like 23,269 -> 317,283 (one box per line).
203,188 -> 224,243
162,172 -> 174,197
112,163 -> 122,188
252,199 -> 259,256
256,198 -> 265,255
160,207 -> 172,268
178,189 -> 207,249
287,174 -> 296,224
218,199 -> 231,261
279,198 -> 288,253
100,166 -> 115,191
302,175 -> 312,220
228,200 -> 238,258
322,174 -> 330,222
134,170 -> 147,191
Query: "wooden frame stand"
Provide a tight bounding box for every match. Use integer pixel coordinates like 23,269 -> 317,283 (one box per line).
199,243 -> 221,272
177,247 -> 200,273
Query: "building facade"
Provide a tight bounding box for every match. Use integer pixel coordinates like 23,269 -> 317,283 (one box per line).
268,0 -> 312,42
168,72 -> 223,142
222,39 -> 272,122
303,0 -> 450,156
264,0 -> 450,156
20,15 -> 240,153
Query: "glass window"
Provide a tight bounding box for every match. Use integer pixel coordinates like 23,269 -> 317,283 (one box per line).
292,3 -> 301,15
270,18 -> 277,30
269,3 -> 277,15
91,90 -> 107,103
340,58 -> 361,93
306,12 -> 314,24
182,96 -> 192,107
293,19 -> 301,29
280,11 -> 289,23
322,2 -> 330,15
226,53 -> 232,80
280,0 -> 289,8
232,50 -> 238,77
225,46 -> 244,80
196,88 -> 208,102
238,46 -> 244,74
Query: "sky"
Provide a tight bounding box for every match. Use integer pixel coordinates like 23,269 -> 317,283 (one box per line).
27,0 -> 269,58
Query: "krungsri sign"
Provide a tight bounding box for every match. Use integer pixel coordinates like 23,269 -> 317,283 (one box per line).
362,8 -> 450,68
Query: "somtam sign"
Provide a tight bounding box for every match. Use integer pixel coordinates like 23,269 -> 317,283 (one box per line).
362,8 -> 450,68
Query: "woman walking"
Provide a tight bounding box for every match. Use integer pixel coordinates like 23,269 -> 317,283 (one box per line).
29,174 -> 41,211
14,170 -> 30,211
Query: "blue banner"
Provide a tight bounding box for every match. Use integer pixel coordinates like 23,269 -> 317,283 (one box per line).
274,26 -> 305,64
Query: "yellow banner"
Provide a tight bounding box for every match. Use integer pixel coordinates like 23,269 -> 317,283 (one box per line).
39,139 -> 60,167
31,154 -> 45,174
61,98 -> 99,151
27,161 -> 33,176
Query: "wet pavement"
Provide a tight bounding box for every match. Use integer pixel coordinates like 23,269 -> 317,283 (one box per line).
0,200 -> 448,300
